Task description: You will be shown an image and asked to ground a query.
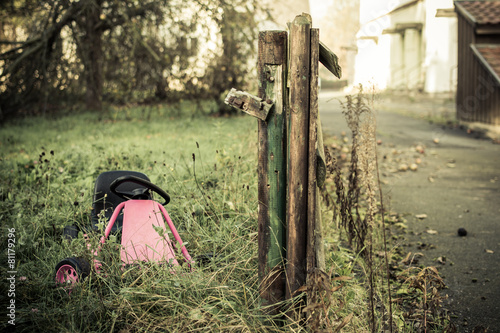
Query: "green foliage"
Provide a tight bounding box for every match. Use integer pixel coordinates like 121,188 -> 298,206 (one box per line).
0,99 -> 452,332
0,103 -> 383,332
0,105 -> 265,331
0,0 -> 262,118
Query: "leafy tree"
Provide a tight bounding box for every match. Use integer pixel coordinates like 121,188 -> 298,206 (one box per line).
0,0 -> 261,119
201,1 -> 260,115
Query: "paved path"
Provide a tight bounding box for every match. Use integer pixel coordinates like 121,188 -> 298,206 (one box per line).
319,89 -> 500,332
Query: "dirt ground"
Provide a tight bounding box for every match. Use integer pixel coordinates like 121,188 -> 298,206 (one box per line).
319,89 -> 500,332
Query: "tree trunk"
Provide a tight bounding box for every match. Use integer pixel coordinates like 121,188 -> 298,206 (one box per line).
82,1 -> 103,110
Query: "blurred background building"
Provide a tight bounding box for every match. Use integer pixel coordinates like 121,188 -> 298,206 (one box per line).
261,0 -> 459,94
354,0 -> 458,94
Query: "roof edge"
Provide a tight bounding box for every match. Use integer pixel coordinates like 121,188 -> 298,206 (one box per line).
454,1 -> 477,26
363,0 -> 422,26
470,44 -> 500,86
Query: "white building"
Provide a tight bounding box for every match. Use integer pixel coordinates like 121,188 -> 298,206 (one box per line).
354,0 -> 457,93
260,0 -> 311,30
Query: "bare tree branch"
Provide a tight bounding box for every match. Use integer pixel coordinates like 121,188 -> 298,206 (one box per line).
0,1 -> 83,76
94,2 -> 163,32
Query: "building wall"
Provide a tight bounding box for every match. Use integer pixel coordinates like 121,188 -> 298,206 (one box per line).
456,12 -> 473,121
260,0 -> 310,30
354,34 -> 391,89
387,1 -> 425,90
424,0 -> 458,93
456,13 -> 500,125
354,0 -> 457,93
314,0 -> 360,86
354,0 -> 393,89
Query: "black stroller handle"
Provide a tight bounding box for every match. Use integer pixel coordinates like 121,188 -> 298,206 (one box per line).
110,175 -> 170,205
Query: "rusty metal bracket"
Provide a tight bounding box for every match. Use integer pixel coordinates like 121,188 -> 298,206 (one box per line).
224,88 -> 274,121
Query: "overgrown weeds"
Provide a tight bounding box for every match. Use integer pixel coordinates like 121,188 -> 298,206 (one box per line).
397,266 -> 450,332
303,267 -> 354,332
322,85 -> 387,331
0,106 -> 275,332
0,97 -> 453,332
321,85 -> 452,332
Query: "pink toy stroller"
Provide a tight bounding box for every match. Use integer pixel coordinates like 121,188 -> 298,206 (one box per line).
55,171 -> 192,288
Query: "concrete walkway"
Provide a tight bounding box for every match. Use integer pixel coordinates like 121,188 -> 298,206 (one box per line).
319,89 -> 500,332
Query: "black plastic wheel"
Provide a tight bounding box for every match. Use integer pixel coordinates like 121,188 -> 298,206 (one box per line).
63,225 -> 79,240
55,257 -> 91,286
194,252 -> 216,266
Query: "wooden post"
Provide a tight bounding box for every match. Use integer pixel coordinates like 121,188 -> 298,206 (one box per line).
224,14 -> 341,315
307,28 -> 320,273
257,31 -> 288,307
286,14 -> 311,301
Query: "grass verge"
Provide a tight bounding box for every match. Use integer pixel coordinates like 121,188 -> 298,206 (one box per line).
0,101 -> 452,332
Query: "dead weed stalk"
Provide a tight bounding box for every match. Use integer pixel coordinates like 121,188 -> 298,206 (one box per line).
323,84 -> 393,332
303,267 -> 354,333
398,266 -> 450,332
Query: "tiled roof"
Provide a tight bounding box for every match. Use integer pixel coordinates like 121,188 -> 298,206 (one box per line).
455,1 -> 500,25
472,44 -> 500,84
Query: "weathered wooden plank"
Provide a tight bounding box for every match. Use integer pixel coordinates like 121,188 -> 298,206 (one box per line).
257,30 -> 288,308
286,14 -> 311,301
264,64 -> 286,269
307,28 -> 319,273
315,113 -> 326,271
319,41 -> 342,79
316,120 -> 327,188
224,88 -> 273,121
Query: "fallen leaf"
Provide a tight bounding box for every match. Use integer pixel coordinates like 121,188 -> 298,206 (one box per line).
472,325 -> 489,333
189,308 -> 204,321
332,276 -> 353,282
334,313 -> 354,333
302,303 -> 323,312
401,252 -> 419,265
415,214 -> 428,219
331,285 -> 343,292
426,229 -> 438,235
294,285 -> 307,293
400,252 -> 412,265
396,287 -> 410,295
398,163 -> 408,172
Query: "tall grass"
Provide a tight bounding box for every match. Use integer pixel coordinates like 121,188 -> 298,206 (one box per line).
0,100 -> 450,332
2,103 -> 374,332
0,105 -> 284,332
